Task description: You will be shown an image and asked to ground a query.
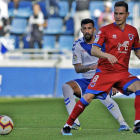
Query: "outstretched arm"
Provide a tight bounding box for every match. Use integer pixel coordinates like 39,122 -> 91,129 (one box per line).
91,46 -> 118,65
134,49 -> 140,59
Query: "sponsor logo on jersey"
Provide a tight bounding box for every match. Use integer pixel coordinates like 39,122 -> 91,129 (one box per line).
128,34 -> 134,40
73,54 -> 77,61
98,31 -> 101,34
117,41 -> 129,53
82,50 -> 87,52
113,34 -> 117,39
94,35 -> 100,43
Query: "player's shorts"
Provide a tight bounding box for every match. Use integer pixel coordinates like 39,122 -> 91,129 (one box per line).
85,69 -> 140,100
74,78 -> 91,96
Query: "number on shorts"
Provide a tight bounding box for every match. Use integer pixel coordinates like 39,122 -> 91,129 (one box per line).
92,75 -> 99,82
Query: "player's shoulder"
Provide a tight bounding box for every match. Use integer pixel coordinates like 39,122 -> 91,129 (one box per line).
72,37 -> 84,50
126,24 -> 137,32
98,23 -> 114,33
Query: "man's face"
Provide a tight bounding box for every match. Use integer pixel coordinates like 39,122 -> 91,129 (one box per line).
114,6 -> 129,26
81,23 -> 95,41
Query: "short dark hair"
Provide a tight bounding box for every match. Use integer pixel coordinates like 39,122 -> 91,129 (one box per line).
81,18 -> 95,27
114,1 -> 128,12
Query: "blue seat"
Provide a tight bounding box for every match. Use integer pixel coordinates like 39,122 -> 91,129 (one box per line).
58,35 -> 74,51
42,35 -> 56,49
43,18 -> 63,34
70,1 -> 76,18
37,1 -> 48,19
63,18 -> 74,34
89,1 -> 104,19
58,1 -> 69,18
10,18 -> 27,34
55,68 -> 82,97
8,1 -> 33,18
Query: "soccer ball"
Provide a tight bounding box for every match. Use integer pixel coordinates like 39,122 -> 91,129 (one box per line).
0,115 -> 14,135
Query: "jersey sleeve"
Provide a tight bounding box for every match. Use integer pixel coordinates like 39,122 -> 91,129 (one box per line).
132,29 -> 140,50
72,43 -> 82,65
92,27 -> 106,48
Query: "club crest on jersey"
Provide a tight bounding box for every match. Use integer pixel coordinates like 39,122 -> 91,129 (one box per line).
128,34 -> 134,40
73,54 -> 77,61
90,82 -> 96,87
94,35 -> 100,43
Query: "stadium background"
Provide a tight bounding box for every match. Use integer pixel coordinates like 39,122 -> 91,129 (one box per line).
0,0 -> 140,98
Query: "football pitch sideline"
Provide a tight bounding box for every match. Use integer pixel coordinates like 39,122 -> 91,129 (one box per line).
0,97 -> 139,140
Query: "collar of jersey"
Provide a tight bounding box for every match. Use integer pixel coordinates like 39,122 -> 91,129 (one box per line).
114,22 -> 126,31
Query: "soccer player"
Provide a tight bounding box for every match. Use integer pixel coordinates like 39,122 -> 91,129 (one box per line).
61,1 -> 140,135
63,18 -> 130,132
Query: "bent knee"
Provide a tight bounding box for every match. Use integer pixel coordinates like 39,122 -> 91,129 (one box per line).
83,93 -> 95,103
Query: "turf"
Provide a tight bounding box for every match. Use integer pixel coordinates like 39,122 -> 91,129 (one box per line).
0,97 -> 139,140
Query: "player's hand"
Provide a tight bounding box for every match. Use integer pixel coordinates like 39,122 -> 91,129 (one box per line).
106,53 -> 118,65
89,64 -> 98,70
112,87 -> 118,96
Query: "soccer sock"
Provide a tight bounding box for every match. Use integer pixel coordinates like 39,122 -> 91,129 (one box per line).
100,95 -> 128,126
134,90 -> 140,124
62,84 -> 80,125
66,97 -> 89,126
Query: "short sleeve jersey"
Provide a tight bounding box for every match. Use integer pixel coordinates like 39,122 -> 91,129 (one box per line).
92,23 -> 140,72
72,37 -> 99,79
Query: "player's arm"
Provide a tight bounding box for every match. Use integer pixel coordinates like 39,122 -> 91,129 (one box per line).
134,49 -> 140,59
91,45 -> 118,65
74,63 -> 97,74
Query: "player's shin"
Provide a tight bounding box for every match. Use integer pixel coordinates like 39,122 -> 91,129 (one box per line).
66,97 -> 89,126
62,84 -> 80,126
100,95 -> 128,126
134,90 -> 140,124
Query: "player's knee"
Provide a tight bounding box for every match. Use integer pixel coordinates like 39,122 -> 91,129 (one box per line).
83,93 -> 94,103
62,83 -> 73,95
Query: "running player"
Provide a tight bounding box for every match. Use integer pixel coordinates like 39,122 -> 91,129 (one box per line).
62,18 -> 130,131
61,1 -> 140,135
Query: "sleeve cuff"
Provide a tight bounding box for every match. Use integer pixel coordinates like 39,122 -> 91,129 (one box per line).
92,43 -> 102,48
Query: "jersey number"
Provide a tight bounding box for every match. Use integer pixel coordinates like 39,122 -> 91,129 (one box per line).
92,75 -> 99,82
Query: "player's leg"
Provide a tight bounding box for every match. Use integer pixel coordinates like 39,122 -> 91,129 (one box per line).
62,81 -> 81,129
61,72 -> 109,135
127,80 -> 140,134
61,93 -> 94,135
100,95 -> 131,131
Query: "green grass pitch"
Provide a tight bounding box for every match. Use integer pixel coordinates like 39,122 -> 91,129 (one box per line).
0,97 -> 140,140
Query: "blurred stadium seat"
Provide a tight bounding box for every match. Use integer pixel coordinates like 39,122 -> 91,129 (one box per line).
10,18 -> 28,34
58,1 -> 69,18
63,18 -> 74,34
89,1 -> 104,19
70,1 -> 76,18
37,1 -> 48,19
42,35 -> 56,49
43,17 -> 63,34
58,35 -> 74,51
8,1 -> 33,18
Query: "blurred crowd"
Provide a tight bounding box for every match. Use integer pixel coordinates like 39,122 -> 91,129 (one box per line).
0,0 -> 139,50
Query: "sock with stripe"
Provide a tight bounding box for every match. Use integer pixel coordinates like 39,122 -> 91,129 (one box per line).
100,95 -> 128,126
62,84 -> 80,125
66,97 -> 89,126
